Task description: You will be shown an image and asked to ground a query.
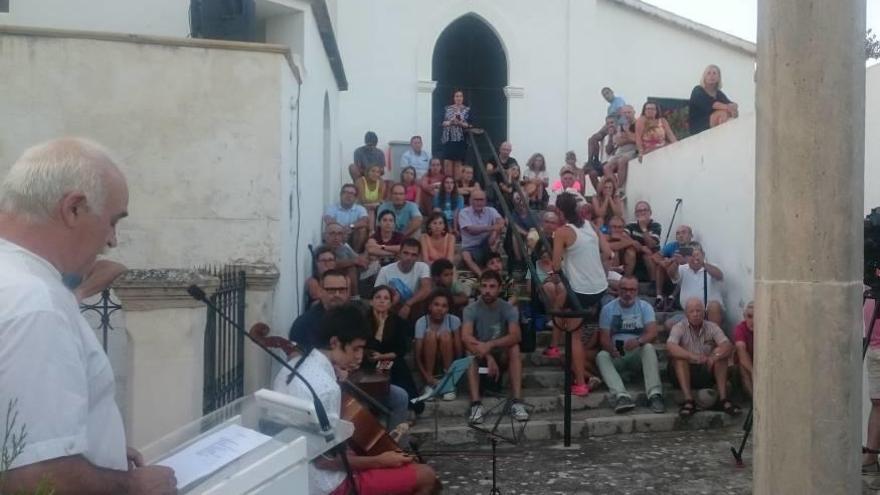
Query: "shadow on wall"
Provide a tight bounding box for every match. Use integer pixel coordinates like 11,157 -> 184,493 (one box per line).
625,114 -> 757,327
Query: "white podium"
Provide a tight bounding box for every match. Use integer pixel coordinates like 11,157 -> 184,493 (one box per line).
142,389 -> 353,494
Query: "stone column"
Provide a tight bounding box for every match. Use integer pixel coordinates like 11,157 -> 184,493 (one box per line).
754,1 -> 866,493
240,263 -> 280,395
416,80 -> 437,152
114,269 -> 219,448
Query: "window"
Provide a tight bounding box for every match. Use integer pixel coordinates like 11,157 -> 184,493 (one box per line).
0,0 -> 9,13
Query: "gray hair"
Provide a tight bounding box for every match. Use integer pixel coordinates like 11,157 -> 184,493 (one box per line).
0,138 -> 117,221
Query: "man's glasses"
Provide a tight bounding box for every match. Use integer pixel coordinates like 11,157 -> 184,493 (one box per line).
324,287 -> 348,294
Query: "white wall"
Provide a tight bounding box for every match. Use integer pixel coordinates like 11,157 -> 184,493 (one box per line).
269,1 -> 343,336
626,115 -> 757,325
0,0 -> 189,36
335,0 -> 756,173
0,33 -> 287,270
866,64 -> 880,214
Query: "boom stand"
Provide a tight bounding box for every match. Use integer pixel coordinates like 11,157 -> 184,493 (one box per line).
467,397 -> 531,495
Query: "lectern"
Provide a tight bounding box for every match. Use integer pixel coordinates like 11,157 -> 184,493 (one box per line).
142,389 -> 353,494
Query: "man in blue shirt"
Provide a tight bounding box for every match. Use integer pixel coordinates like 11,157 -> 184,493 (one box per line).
399,135 -> 431,179
601,87 -> 627,126
596,275 -> 664,414
651,224 -> 694,311
377,184 -> 423,238
323,183 -> 369,251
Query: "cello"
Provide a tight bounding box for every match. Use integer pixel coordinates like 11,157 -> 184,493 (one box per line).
248,322 -> 401,456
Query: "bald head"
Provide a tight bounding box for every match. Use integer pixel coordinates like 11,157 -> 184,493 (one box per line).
0,138 -> 124,221
684,297 -> 705,327
0,137 -> 129,274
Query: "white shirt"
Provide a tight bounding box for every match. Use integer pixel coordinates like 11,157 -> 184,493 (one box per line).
400,149 -> 431,178
272,350 -> 344,495
374,261 -> 430,301
561,222 -> 608,295
0,238 -> 127,470
674,264 -> 724,309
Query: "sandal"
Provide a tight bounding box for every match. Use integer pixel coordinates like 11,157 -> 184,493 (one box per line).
679,399 -> 696,418
654,296 -> 664,310
719,399 -> 742,416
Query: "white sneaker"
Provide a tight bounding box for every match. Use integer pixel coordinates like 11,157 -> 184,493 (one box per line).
469,404 -> 484,424
511,401 -> 529,421
442,391 -> 457,401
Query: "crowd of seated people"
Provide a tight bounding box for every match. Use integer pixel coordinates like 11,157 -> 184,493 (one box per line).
292,65 -> 746,436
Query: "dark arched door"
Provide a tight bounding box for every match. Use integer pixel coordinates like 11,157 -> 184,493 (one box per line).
432,15 -> 508,156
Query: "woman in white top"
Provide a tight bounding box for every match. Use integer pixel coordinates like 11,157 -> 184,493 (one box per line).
551,192 -> 612,397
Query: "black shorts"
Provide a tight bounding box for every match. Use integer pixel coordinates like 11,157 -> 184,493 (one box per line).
443,140 -> 468,161
573,291 -> 605,323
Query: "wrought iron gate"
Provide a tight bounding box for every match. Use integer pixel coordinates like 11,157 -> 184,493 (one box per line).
202,266 -> 246,414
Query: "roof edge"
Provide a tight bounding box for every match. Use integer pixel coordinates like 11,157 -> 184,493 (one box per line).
603,0 -> 756,56
0,24 -> 303,82
309,0 -> 347,91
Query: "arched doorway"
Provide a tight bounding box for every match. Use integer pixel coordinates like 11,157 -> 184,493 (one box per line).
432,14 -> 508,157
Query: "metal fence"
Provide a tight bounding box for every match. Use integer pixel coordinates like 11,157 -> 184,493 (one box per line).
79,288 -> 123,352
202,266 -> 247,415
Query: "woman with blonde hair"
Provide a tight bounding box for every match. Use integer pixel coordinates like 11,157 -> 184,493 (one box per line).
688,64 -> 738,135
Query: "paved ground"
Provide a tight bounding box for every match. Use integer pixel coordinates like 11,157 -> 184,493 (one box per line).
423,426 -> 878,494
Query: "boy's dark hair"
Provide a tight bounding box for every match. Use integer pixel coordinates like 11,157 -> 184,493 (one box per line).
430,258 -> 455,278
479,270 -> 503,286
317,303 -> 370,348
401,237 -> 421,252
426,288 -> 453,308
485,252 -> 503,266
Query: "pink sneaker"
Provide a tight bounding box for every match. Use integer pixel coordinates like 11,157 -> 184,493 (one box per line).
571,383 -> 590,397
542,346 -> 561,359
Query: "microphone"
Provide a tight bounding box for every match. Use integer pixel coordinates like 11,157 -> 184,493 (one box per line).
187,284 -> 335,442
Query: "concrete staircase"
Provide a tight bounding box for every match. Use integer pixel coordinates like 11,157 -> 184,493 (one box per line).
407,280 -> 749,447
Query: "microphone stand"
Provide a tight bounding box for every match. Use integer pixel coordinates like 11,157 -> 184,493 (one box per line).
187,285 -> 335,442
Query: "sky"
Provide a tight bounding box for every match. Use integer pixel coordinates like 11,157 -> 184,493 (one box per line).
642,0 -> 880,46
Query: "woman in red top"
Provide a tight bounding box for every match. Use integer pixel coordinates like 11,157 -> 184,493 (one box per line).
400,166 -> 421,204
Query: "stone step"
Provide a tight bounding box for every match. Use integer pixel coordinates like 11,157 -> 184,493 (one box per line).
417,384 -> 695,418
410,406 -> 744,446
533,330 -> 672,351
526,343 -> 669,368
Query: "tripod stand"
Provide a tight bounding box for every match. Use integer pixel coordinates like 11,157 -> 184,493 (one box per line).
467,397 -> 531,495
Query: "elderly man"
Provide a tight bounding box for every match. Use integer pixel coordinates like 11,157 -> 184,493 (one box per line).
323,183 -> 368,252
666,298 -> 740,417
624,201 -> 661,280
323,222 -> 368,297
400,135 -> 431,179
377,183 -> 423,238
458,189 -> 505,276
596,276 -> 665,414
651,224 -> 694,310
664,244 -> 725,330
0,138 -> 176,494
